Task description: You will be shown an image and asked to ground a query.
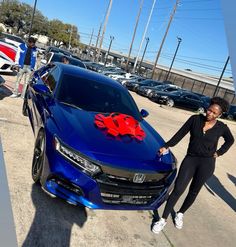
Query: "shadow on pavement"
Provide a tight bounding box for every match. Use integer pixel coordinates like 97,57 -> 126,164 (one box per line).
227,173 -> 236,186
22,184 -> 87,247
0,85 -> 13,100
204,174 -> 236,212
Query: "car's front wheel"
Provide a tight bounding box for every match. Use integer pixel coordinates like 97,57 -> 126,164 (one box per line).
32,130 -> 45,184
197,107 -> 205,114
22,99 -> 28,116
166,98 -> 174,107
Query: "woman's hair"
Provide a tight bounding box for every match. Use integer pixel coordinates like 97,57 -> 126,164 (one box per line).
210,97 -> 229,113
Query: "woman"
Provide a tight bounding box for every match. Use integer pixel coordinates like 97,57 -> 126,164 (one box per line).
152,97 -> 234,234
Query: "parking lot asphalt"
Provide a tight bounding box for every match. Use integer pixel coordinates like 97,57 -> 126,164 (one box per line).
0,73 -> 236,247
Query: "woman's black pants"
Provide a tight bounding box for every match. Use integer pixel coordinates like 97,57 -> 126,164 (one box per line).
162,155 -> 215,219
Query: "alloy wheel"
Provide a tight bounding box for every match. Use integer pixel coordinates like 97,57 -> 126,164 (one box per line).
32,131 -> 45,183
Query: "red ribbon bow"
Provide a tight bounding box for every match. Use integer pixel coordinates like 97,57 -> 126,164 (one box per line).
94,112 -> 146,141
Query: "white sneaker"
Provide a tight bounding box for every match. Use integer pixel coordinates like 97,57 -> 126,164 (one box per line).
9,93 -> 18,98
152,218 -> 167,234
174,212 -> 184,229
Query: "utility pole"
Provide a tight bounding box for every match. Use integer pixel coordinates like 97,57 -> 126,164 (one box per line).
28,0 -> 37,38
138,37 -> 150,74
151,0 -> 180,79
133,0 -> 156,73
165,36 -> 182,81
68,25 -> 73,50
96,0 -> 113,62
125,0 -> 144,72
88,28 -> 94,48
104,36 -> 114,67
93,23 -> 102,62
213,56 -> 230,97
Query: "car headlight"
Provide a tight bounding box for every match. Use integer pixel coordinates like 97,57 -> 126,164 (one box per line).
147,89 -> 152,94
54,136 -> 101,176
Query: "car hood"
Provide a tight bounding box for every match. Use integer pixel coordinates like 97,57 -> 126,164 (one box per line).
51,103 -> 174,172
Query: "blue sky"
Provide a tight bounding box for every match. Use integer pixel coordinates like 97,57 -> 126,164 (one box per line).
20,0 -> 232,77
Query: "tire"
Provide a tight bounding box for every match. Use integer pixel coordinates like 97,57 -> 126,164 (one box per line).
227,115 -> 233,120
166,98 -> 174,107
22,99 -> 28,116
32,130 -> 45,184
197,107 -> 205,114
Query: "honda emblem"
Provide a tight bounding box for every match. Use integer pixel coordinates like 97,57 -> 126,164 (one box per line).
133,173 -> 146,183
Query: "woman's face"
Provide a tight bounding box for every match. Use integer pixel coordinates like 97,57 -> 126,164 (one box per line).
206,104 -> 222,121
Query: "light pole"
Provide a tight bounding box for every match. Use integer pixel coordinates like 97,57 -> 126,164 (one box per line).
104,36 -> 114,67
96,0 -> 113,62
213,56 -> 230,97
151,0 -> 180,79
138,37 -> 149,74
165,37 -> 182,81
68,25 -> 73,50
28,0 -> 37,38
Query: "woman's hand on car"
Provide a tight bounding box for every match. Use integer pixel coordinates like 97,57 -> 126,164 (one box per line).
158,147 -> 169,156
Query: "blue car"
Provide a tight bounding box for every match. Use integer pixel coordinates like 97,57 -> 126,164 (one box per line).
23,63 -> 177,210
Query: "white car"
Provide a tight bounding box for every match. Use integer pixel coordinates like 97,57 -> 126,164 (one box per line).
0,32 -> 24,47
0,52 -> 14,73
0,74 -> 5,85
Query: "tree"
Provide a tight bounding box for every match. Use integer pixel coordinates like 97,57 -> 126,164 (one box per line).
0,0 -> 80,47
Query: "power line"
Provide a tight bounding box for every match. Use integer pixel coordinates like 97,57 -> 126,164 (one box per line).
184,0 -> 215,3
178,8 -> 220,11
174,17 -> 223,21
160,54 -> 232,73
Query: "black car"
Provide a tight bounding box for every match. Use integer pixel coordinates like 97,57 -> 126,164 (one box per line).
83,62 -> 104,72
138,84 -> 181,98
45,46 -> 72,57
135,80 -> 164,93
222,104 -> 236,120
126,79 -> 163,92
150,90 -> 210,113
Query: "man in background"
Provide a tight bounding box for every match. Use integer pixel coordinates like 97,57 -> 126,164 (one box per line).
10,37 -> 37,98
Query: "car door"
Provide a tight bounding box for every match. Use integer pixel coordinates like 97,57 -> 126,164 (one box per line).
30,66 -> 61,133
182,94 -> 202,110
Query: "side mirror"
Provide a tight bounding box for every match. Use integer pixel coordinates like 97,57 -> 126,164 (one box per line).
41,59 -> 47,65
140,109 -> 149,118
32,84 -> 51,95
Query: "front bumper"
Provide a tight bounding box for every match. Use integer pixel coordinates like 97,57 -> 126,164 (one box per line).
41,148 -> 177,210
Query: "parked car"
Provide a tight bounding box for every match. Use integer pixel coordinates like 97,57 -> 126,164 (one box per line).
126,79 -> 163,92
117,75 -> 143,86
147,84 -> 182,98
0,40 -> 17,62
138,84 -> 181,98
222,104 -> 236,120
150,90 -> 210,113
83,62 -> 104,72
0,74 -> 5,85
45,46 -> 72,57
0,32 -> 25,47
134,80 -> 164,93
23,63 -> 177,210
0,52 -> 14,73
40,52 -> 86,69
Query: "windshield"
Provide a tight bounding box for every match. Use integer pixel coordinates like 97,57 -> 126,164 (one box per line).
57,73 -> 141,120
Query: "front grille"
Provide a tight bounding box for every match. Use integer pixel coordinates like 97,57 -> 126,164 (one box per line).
96,173 -> 167,205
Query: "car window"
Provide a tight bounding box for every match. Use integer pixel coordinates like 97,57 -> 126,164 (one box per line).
57,73 -> 141,120
166,87 -> 178,92
42,66 -> 60,92
46,53 -> 53,63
